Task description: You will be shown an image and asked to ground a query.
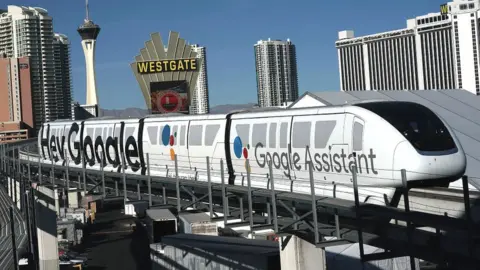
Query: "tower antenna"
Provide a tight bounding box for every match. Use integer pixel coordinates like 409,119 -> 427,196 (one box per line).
85,0 -> 89,21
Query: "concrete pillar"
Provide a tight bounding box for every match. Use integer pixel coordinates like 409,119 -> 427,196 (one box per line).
280,235 -> 326,270
35,186 -> 59,270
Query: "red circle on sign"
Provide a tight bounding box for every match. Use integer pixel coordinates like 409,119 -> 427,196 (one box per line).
156,90 -> 182,113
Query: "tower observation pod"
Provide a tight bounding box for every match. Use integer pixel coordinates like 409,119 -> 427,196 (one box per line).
77,0 -> 100,106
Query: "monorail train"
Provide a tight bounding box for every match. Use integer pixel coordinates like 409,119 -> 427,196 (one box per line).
36,101 -> 466,207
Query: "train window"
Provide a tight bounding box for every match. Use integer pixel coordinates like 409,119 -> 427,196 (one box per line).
158,126 -> 164,144
292,122 -> 311,148
189,125 -> 203,146
269,123 -> 277,148
172,126 -> 178,145
65,128 -> 70,140
95,128 -> 102,139
236,124 -> 250,145
114,127 -> 120,139
180,125 -> 186,146
86,128 -> 94,137
125,127 -> 135,138
205,124 -> 220,146
280,123 -> 288,148
315,121 -> 336,149
147,126 -> 158,145
355,102 -> 456,152
353,122 -> 364,151
108,127 -> 112,137
252,123 -> 267,147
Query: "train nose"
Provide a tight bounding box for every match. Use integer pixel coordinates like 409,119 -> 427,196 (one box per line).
393,140 -> 466,183
393,141 -> 421,182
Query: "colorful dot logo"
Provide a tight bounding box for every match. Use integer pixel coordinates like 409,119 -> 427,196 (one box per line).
233,136 -> 251,172
233,136 -> 249,159
161,124 -> 177,160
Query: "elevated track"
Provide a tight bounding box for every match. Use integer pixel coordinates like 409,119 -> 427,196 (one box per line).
2,141 -> 480,269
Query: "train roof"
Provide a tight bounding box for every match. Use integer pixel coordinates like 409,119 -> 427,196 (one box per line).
143,112 -> 227,122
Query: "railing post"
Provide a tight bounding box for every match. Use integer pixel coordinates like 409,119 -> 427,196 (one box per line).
1,144 -> 3,176
308,161 -> 319,244
27,159 -> 31,186
462,175 -> 473,258
25,190 -> 32,258
137,180 -> 141,200
65,150 -> 70,208
333,183 -> 340,239
352,166 -> 365,260
81,151 -> 86,194
220,159 -> 228,225
10,206 -> 18,270
206,157 -> 213,219
122,157 -> 127,202
269,161 -> 278,233
401,169 -> 416,270
162,184 -> 167,205
19,156 -> 24,212
175,154 -> 180,214
38,156 -> 42,185
246,159 -> 254,236
51,156 -> 55,187
14,162 -> 17,207
30,187 -> 39,270
101,151 -> 105,198
147,153 -> 152,207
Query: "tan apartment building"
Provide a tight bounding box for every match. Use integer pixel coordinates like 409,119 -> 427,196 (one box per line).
0,56 -> 33,142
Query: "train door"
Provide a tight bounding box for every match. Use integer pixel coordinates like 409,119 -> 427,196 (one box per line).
57,124 -> 67,164
272,117 -> 295,192
187,119 -> 224,175
187,120 -> 207,172
290,115 -> 314,194
110,122 -> 124,172
344,115 -> 371,181
159,121 -> 190,172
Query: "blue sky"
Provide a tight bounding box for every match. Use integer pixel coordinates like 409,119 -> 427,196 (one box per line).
10,0 -> 447,109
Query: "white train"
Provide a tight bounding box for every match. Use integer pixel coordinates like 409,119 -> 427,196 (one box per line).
36,101 -> 466,207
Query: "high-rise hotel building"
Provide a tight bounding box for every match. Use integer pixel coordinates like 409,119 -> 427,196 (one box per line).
254,39 -> 299,107
190,44 -> 210,114
336,0 -> 480,95
0,5 -> 72,132
53,33 -> 73,120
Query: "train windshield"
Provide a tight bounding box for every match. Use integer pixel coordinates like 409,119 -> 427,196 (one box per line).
355,102 -> 456,152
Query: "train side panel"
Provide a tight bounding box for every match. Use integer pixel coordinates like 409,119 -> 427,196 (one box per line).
121,120 -> 143,175
142,119 -> 192,179
289,112 -> 346,196
39,121 -> 70,166
81,120 -> 120,173
229,115 -> 294,193
186,118 -> 227,182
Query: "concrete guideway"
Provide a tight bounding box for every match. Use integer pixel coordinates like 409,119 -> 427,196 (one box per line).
6,142 -> 480,269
